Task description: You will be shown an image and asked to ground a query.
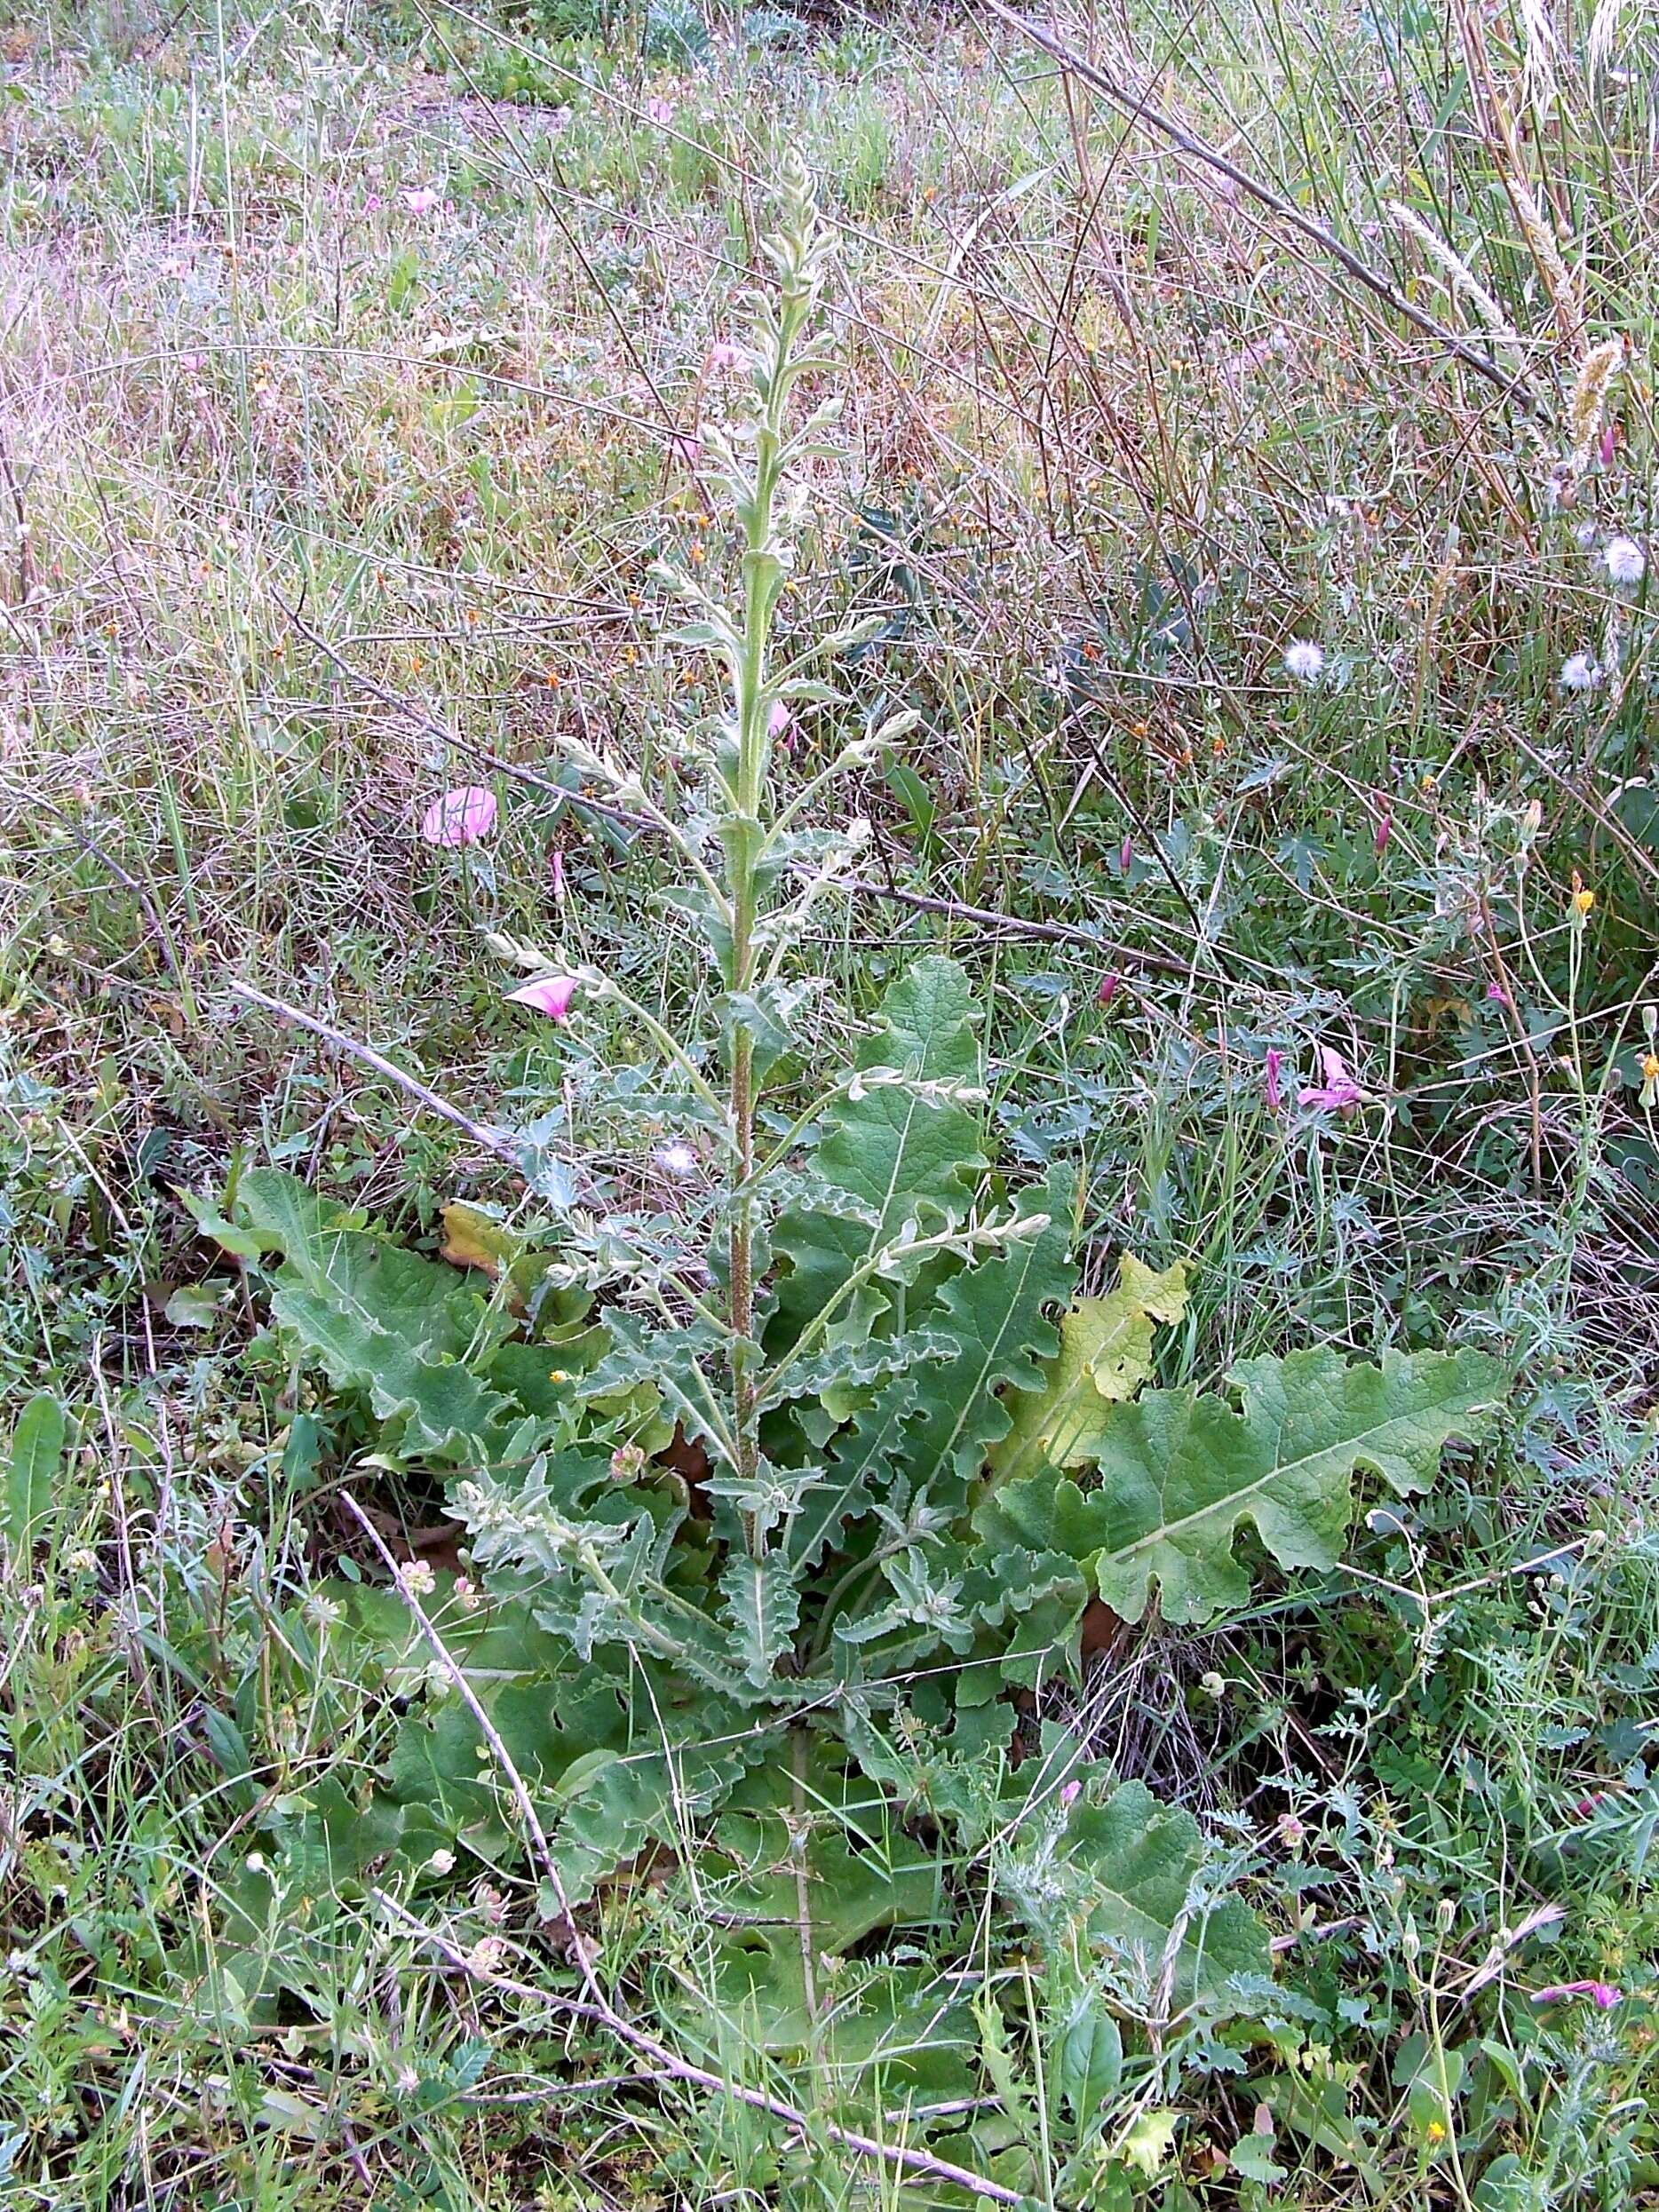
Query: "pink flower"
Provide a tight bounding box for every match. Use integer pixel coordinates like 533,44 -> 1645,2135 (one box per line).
1097,973 -> 1120,1008
767,699 -> 791,740
400,186 -> 442,217
506,975 -> 578,1020
707,339 -> 743,372
1532,1980 -> 1621,2010
668,433 -> 702,470
1265,1048 -> 1283,1113
1374,805 -> 1393,858
420,786 -> 497,847
1599,423 -> 1617,466
1298,1045 -> 1365,1113
1059,1779 -> 1082,1809
1487,981 -> 1511,1007
645,96 -> 676,127
363,193 -> 383,212
1119,835 -> 1133,876
549,850 -> 566,902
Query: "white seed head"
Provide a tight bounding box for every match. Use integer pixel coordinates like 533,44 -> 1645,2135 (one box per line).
1283,639 -> 1326,684
1604,535 -> 1646,585
655,1141 -> 699,1179
1560,652 -> 1600,692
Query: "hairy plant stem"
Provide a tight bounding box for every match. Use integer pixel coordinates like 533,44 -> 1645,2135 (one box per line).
727,266 -> 810,1556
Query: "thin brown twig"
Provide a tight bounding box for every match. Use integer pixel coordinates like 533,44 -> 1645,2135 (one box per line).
340,1496 -> 1024,2207
226,980 -> 523,1164
845,877 -> 1188,974
980,0 -> 1542,414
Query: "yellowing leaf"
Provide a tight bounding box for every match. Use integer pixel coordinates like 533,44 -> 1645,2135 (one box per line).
987,1254 -> 1187,1487
1119,2106 -> 1180,2178
439,1201 -> 519,1278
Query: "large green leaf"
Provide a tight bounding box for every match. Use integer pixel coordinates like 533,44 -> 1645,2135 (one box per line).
688,1744 -> 958,2065
1000,1780 -> 1268,2006
226,1169 -> 513,1457
788,1175 -> 1076,1581
974,1346 -> 1506,1627
770,957 -> 988,1347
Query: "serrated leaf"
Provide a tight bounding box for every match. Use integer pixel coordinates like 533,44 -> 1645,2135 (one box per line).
271,1275 -> 511,1458
1003,1781 -> 1268,2006
786,1177 -> 1075,1576
589,1313 -> 737,1471
720,1550 -> 803,1686
988,1255 -> 1187,1487
975,1346 -> 1505,1627
770,958 -> 987,1346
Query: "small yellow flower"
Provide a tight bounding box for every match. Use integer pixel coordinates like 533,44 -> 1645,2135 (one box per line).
1643,1054 -> 1659,1082
1425,2120 -> 1447,2143
1574,886 -> 1595,916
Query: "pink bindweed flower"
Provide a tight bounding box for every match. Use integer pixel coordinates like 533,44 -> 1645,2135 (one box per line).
767,699 -> 791,740
507,975 -> 578,1020
668,433 -> 702,470
400,186 -> 442,217
645,95 -> 676,126
1532,1981 -> 1621,2010
1119,835 -> 1133,876
1374,803 -> 1393,857
1298,1045 -> 1365,1113
549,849 -> 566,902
1599,423 -> 1618,467
707,339 -> 743,372
420,786 -> 497,847
1059,1779 -> 1082,1809
1097,973 -> 1120,1008
1265,1048 -> 1283,1113
1487,981 -> 1511,1007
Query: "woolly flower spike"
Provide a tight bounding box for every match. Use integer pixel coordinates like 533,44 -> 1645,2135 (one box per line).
1298,1045 -> 1365,1112
1532,1981 -> 1621,2009
507,975 -> 578,1020
1560,652 -> 1601,693
420,786 -> 497,847
1284,639 -> 1326,684
1604,535 -> 1646,586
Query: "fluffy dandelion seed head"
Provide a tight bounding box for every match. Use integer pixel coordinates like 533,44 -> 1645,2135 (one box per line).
1605,535 -> 1646,585
1560,652 -> 1600,692
1283,639 -> 1326,683
655,1140 -> 699,1179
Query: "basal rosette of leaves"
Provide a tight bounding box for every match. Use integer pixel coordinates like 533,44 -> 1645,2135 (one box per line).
194,154 -> 1510,2164
202,962 -> 1503,2089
